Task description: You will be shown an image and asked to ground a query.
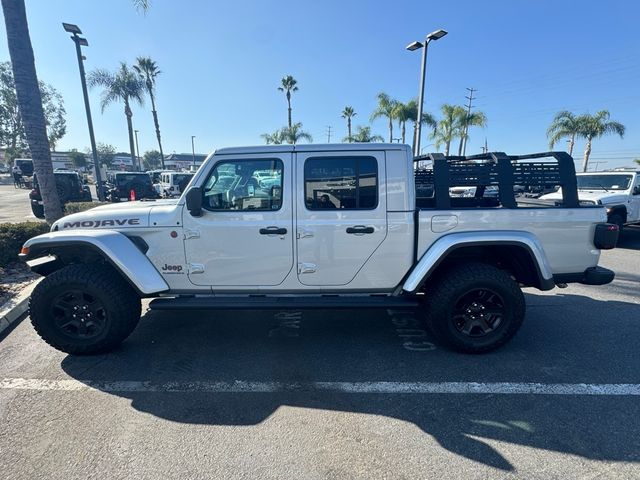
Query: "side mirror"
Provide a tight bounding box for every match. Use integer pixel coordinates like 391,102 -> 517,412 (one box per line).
633,185 -> 640,195
185,187 -> 203,216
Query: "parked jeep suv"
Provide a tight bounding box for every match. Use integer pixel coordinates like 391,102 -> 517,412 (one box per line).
106,172 -> 159,202
29,171 -> 92,218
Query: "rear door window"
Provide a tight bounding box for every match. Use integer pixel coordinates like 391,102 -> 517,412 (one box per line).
304,156 -> 378,210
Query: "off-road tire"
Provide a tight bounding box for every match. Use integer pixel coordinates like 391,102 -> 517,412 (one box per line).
30,263 -> 141,355
30,202 -> 45,219
424,263 -> 525,353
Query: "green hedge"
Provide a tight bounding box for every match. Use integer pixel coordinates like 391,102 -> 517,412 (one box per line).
0,222 -> 50,267
64,202 -> 108,214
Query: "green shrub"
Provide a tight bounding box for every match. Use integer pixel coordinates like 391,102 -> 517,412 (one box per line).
0,222 -> 50,267
63,202 -> 108,214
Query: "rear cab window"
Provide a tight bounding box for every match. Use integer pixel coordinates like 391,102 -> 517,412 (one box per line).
304,156 -> 378,210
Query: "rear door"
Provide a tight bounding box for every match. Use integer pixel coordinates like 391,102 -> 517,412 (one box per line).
295,151 -> 387,286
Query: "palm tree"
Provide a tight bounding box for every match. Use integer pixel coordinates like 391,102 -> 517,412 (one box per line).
402,99 -> 436,152
634,158 -> 640,167
261,129 -> 285,145
1,0 -> 62,222
348,125 -> 384,143
278,75 -> 298,128
457,110 -> 487,155
341,106 -> 357,142
370,93 -> 398,142
281,122 -> 312,144
430,104 -> 466,156
134,57 -> 165,169
89,63 -> 145,170
393,102 -> 411,144
575,111 -> 625,172
547,111 -> 581,156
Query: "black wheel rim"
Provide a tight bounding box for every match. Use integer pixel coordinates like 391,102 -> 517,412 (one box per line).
452,288 -> 505,338
50,289 -> 108,340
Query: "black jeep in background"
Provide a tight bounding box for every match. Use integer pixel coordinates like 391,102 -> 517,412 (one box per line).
29,171 -> 92,218
105,172 -> 159,202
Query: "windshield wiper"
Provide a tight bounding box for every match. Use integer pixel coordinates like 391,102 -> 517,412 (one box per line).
595,183 -> 610,192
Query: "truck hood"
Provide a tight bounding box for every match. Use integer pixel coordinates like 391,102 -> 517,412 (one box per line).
52,199 -> 179,231
539,189 -> 628,205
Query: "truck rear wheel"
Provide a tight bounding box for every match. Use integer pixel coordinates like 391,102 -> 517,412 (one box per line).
424,263 -> 525,353
30,264 -> 141,355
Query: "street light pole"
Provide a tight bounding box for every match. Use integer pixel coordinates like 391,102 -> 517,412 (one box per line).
63,23 -> 104,201
134,129 -> 140,169
191,136 -> 196,167
407,29 -> 447,157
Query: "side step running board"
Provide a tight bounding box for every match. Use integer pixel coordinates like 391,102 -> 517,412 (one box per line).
149,295 -> 420,311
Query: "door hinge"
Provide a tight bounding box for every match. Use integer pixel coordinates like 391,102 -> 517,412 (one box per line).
189,263 -> 205,274
297,262 -> 317,274
184,229 -> 200,240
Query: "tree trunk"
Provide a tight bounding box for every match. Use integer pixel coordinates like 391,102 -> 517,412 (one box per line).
401,121 -> 406,144
2,0 -> 62,223
445,140 -> 451,156
388,117 -> 393,143
568,134 -> 575,157
149,90 -> 165,169
286,92 -> 292,128
124,99 -> 138,170
457,135 -> 464,156
347,118 -> 352,142
582,137 -> 592,172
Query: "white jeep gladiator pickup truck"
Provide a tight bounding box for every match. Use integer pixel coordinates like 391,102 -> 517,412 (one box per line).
540,169 -> 640,234
20,144 -> 618,355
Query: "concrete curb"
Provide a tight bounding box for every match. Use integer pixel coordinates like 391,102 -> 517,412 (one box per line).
0,279 -> 40,336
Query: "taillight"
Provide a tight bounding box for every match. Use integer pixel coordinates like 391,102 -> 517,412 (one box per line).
594,223 -> 618,250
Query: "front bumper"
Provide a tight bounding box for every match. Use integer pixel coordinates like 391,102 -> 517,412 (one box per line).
553,266 -> 615,286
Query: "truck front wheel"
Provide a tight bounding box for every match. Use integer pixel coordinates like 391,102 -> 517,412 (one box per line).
30,263 -> 141,355
424,263 -> 525,353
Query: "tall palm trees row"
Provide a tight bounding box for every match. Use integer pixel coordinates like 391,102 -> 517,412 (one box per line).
547,110 -> 625,172
88,57 -> 165,170
342,94 -> 486,156
267,76 -> 489,152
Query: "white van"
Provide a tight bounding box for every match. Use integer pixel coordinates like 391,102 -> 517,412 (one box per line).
158,171 -> 194,197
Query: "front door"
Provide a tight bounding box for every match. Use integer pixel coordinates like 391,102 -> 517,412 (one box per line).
295,151 -> 387,286
183,153 -> 293,286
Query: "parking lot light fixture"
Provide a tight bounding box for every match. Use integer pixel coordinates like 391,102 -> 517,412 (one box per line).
407,28 -> 448,157
63,22 -> 104,200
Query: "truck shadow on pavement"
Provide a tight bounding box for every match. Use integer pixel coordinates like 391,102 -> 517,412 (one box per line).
60,293 -> 640,472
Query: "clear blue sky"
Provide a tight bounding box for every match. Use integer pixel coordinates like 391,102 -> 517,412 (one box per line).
2,0 -> 639,168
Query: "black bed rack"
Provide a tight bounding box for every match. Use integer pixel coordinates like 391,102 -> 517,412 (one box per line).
413,151 -> 579,209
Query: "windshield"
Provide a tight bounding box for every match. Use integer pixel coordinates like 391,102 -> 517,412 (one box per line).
116,174 -> 151,185
576,174 -> 632,191
174,174 -> 193,184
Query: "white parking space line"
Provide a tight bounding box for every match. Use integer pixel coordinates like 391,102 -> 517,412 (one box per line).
1,378 -> 639,395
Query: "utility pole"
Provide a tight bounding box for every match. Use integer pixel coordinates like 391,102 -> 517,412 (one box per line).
134,130 -> 140,170
460,87 -> 476,156
191,136 -> 196,167
481,138 -> 488,154
326,125 -> 332,143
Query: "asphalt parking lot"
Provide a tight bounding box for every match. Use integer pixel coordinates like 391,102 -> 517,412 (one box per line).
0,183 -> 39,223
0,228 -> 639,479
